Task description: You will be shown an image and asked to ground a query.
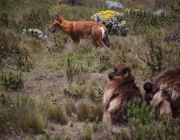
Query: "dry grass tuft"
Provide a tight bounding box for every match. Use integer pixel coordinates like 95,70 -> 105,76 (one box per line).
64,98 -> 76,116
44,101 -> 68,125
76,100 -> 103,122
0,95 -> 44,134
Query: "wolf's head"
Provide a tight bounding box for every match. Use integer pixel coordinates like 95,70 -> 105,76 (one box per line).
49,14 -> 64,33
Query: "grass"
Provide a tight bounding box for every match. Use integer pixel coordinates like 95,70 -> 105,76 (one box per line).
0,94 -> 44,135
0,0 -> 180,139
44,101 -> 68,125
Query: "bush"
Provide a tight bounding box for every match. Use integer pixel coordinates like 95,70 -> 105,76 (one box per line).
44,102 -> 68,125
126,98 -> 156,125
0,29 -> 34,71
0,30 -> 21,58
109,98 -> 180,139
91,10 -> 128,36
76,100 -> 103,122
66,57 -> 82,82
0,94 -> 44,135
62,85 -> 85,99
0,71 -> 24,91
14,54 -> 33,72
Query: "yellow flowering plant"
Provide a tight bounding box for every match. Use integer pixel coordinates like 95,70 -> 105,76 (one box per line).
91,10 -> 128,36
91,10 -> 124,21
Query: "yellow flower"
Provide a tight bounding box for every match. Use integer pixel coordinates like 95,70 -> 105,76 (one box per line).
91,10 -> 123,20
121,20 -> 126,24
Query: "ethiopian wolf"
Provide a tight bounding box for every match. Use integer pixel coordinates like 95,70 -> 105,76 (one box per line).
49,14 -> 110,49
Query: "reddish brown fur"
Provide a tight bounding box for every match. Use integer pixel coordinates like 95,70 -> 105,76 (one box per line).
103,63 -> 143,126
49,14 -> 110,49
143,65 -> 180,119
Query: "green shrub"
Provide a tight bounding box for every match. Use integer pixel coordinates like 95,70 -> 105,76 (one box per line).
0,30 -> 34,71
98,51 -> 112,73
0,31 -> 21,58
9,7 -> 51,32
15,54 -> 33,72
0,71 -> 24,91
126,98 -> 155,125
83,121 -> 109,140
111,98 -> 180,140
137,27 -> 180,77
127,118 -> 180,140
62,85 -> 85,99
67,57 -> 82,82
49,32 -> 69,53
83,124 -> 93,140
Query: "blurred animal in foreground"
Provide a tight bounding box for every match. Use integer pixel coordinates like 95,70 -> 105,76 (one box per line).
103,63 -> 143,126
143,65 -> 180,119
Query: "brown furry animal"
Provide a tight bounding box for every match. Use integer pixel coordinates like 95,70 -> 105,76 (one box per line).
143,65 -> 180,119
49,14 -> 110,49
103,63 -> 143,126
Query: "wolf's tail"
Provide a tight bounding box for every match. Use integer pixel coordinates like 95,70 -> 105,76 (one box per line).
103,34 -> 110,48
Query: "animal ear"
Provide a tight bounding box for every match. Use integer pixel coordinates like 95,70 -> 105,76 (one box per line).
122,67 -> 130,77
56,14 -> 59,21
143,82 -> 153,93
123,67 -> 128,74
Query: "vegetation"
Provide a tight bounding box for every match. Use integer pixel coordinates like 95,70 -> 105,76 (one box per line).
0,0 -> 180,139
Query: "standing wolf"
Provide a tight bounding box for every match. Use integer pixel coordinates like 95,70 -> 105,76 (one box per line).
49,14 -> 110,49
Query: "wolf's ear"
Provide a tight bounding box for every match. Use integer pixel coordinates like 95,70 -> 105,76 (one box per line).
56,14 -> 59,21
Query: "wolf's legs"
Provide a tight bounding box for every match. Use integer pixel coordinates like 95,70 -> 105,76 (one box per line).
92,27 -> 109,49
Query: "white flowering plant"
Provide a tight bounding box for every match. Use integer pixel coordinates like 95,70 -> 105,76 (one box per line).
106,1 -> 123,9
22,28 -> 48,40
154,9 -> 169,18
